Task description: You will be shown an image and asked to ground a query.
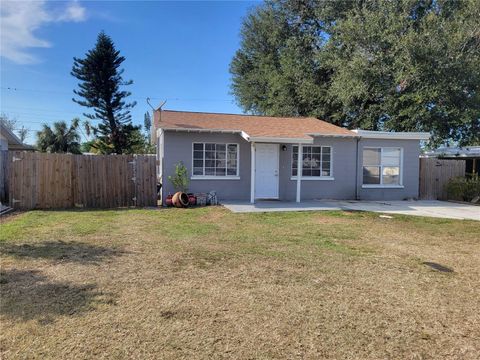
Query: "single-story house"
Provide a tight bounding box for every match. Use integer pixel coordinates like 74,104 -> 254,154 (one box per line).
154,110 -> 430,204
0,123 -> 32,151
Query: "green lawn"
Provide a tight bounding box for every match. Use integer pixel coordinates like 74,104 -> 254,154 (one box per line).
1,208 -> 479,359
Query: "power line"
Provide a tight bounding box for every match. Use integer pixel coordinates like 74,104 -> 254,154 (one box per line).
10,128 -> 39,132
1,109 -> 132,122
2,105 -> 88,114
1,87 -> 69,95
0,111 -> 104,120
1,86 -> 234,102
10,121 -> 65,126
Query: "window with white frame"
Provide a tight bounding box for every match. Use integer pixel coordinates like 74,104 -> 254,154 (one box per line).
292,146 -> 332,177
192,143 -> 239,177
362,147 -> 402,186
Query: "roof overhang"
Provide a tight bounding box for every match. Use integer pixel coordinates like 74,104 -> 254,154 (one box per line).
1,123 -> 26,146
0,123 -> 33,150
158,128 -> 242,137
158,127 -> 430,142
159,127 -> 314,143
8,143 -> 34,151
308,133 -> 359,139
353,129 -> 430,140
241,131 -> 313,144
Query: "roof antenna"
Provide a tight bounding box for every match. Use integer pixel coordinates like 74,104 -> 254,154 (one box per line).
146,98 -> 166,112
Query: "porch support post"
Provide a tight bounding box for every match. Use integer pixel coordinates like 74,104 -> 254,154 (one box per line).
250,142 -> 256,204
296,143 -> 302,203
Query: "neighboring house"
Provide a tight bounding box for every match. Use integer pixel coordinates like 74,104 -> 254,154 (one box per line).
423,146 -> 480,176
0,123 -> 32,151
154,110 -> 429,203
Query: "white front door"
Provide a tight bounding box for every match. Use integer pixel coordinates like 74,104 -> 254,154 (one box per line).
255,143 -> 279,199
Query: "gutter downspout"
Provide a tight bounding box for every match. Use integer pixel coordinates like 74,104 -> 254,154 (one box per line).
250,142 -> 256,204
296,143 -> 302,203
355,137 -> 360,200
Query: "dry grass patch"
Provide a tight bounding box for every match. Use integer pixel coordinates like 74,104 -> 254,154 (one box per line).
0,208 -> 479,359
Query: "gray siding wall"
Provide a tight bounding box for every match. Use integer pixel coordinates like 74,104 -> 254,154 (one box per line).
279,137 -> 357,201
161,131 -> 421,202
356,138 -> 421,200
162,131 -> 251,201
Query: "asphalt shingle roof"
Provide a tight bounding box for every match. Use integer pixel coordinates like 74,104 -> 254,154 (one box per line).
154,110 -> 355,140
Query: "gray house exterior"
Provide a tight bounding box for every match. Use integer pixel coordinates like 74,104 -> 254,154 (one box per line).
155,110 -> 429,204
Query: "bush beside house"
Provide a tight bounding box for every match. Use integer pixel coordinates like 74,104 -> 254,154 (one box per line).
445,175 -> 480,202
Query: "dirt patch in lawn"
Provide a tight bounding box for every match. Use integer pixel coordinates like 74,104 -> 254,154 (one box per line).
0,208 -> 479,359
0,268 -> 112,323
0,241 -> 125,264
0,211 -> 26,224
314,215 -> 349,224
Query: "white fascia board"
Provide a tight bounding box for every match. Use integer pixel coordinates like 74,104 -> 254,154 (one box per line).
159,127 -> 324,143
160,128 -> 243,135
353,129 -> 430,140
247,136 -> 313,144
308,133 -> 359,138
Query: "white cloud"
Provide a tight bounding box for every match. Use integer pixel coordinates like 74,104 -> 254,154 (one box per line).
58,1 -> 86,22
0,1 -> 87,64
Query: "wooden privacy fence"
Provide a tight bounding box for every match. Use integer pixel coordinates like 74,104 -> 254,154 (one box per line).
0,151 -> 8,203
7,151 -> 157,210
419,158 -> 465,200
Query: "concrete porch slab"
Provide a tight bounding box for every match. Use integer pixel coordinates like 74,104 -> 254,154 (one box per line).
222,200 -> 342,213
222,200 -> 480,221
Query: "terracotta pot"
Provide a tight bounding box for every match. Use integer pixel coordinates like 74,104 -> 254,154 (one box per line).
165,194 -> 173,207
172,192 -> 189,208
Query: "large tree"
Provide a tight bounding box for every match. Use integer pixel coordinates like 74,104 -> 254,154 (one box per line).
36,119 -> 81,154
71,31 -> 139,154
230,0 -> 480,145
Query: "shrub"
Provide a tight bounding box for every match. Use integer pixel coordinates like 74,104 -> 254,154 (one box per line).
445,174 -> 480,202
168,161 -> 189,193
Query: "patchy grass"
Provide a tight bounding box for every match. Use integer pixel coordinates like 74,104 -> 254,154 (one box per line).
1,207 -> 479,359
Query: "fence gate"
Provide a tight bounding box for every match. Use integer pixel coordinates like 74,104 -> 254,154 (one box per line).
7,152 -> 157,210
419,158 -> 466,200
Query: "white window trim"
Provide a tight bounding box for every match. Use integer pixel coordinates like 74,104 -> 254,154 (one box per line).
290,176 -> 335,181
291,145 -> 333,179
362,147 -> 404,188
191,176 -> 240,180
191,142 -> 240,180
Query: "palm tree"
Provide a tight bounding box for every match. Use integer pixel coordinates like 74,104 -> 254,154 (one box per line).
36,118 -> 82,154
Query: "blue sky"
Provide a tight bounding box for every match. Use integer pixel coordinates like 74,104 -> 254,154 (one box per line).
0,1 -> 259,144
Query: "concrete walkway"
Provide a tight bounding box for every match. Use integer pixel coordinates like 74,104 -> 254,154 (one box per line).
222,200 -> 480,221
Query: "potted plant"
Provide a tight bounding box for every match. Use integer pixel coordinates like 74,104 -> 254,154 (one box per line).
168,162 -> 190,207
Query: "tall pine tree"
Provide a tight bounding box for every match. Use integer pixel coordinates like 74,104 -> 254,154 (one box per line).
144,111 -> 152,142
71,31 -> 139,154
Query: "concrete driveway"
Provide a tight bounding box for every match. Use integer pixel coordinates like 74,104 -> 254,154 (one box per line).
222,200 -> 480,221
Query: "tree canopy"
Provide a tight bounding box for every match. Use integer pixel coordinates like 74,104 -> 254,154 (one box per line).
71,31 -> 139,154
36,119 -> 81,154
230,0 -> 480,145
80,128 -> 154,154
